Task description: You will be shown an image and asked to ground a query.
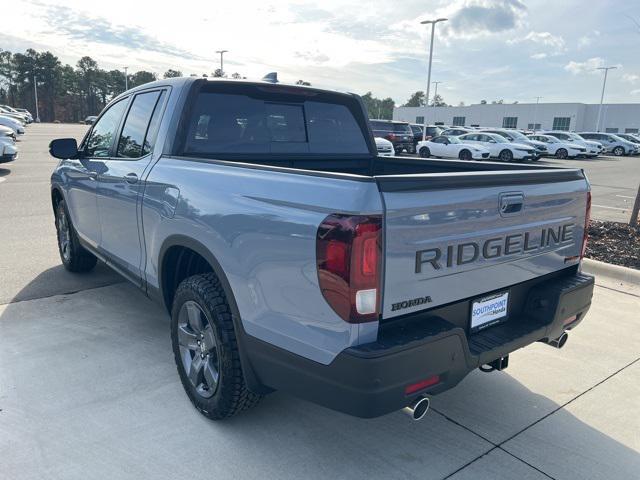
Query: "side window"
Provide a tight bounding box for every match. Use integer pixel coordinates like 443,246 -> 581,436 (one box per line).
85,99 -> 128,157
117,90 -> 164,158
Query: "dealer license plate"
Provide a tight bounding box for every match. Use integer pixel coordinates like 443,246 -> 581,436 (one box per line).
471,291 -> 509,332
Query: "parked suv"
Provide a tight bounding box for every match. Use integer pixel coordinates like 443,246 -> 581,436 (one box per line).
370,119 -> 415,153
409,124 -> 442,148
48,77 -> 594,421
579,132 -> 638,156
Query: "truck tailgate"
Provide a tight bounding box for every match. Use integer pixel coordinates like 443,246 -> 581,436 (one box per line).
377,169 -> 589,319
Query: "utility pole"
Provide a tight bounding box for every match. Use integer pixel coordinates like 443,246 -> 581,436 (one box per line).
123,66 -> 129,91
33,74 -> 40,123
432,81 -> 442,106
420,18 -> 447,141
216,50 -> 228,75
532,96 -> 542,133
595,66 -> 616,132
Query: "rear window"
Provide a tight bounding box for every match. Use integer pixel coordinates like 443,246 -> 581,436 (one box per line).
393,123 -> 411,134
370,121 -> 393,133
183,86 -> 369,156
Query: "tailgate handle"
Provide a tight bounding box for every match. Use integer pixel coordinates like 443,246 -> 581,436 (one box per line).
499,192 -> 524,216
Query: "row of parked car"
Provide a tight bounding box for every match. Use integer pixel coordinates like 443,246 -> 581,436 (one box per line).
0,105 -> 31,164
371,119 -> 640,162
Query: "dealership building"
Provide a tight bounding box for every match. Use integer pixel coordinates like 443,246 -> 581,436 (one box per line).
393,102 -> 640,133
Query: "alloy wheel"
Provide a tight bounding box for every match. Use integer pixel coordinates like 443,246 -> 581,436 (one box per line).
177,300 -> 220,398
57,205 -> 71,262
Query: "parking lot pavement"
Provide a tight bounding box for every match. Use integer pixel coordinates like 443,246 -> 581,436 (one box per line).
0,274 -> 638,480
0,124 -> 638,479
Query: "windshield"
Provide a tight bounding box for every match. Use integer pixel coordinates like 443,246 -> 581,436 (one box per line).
505,130 -> 529,141
568,133 -> 585,141
447,136 -> 462,144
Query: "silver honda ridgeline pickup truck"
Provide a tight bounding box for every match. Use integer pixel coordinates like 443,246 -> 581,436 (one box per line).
49,78 -> 594,421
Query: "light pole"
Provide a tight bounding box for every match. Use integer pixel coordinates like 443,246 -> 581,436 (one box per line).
216,50 -> 228,75
532,96 -> 542,133
33,74 -> 40,123
595,66 -> 616,132
123,66 -> 129,91
432,81 -> 442,106
420,18 -> 447,141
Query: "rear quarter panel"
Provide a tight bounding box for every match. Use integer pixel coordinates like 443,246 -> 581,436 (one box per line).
142,159 -> 383,364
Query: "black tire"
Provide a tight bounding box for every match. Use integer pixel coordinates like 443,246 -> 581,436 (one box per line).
55,199 -> 97,273
498,149 -> 513,162
556,148 -> 568,159
458,149 -> 472,160
613,146 -> 624,156
171,273 -> 262,420
419,147 -> 431,158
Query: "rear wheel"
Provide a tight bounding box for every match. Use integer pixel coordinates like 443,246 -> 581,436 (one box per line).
498,149 -> 513,162
613,146 -> 625,156
458,149 -> 472,160
55,199 -> 97,272
171,273 -> 262,420
555,148 -> 568,159
419,147 -> 431,158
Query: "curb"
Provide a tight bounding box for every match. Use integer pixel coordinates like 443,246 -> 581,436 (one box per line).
582,258 -> 640,286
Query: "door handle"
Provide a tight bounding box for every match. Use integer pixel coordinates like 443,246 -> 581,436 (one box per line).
124,173 -> 139,184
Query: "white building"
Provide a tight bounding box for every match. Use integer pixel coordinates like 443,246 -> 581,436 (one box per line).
393,103 -> 640,133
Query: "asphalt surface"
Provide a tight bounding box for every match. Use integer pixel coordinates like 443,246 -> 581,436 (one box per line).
0,124 -> 638,479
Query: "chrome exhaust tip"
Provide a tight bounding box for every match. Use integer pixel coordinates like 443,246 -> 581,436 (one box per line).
548,332 -> 569,349
402,396 -> 430,421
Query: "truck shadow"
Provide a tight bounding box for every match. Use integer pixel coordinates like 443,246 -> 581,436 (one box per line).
1,267 -> 638,480
0,167 -> 10,177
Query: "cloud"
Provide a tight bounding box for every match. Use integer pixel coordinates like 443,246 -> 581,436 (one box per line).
509,31 -> 565,53
531,53 -> 547,59
622,73 -> 640,83
577,30 -> 600,49
631,89 -> 640,96
428,0 -> 527,40
38,4 -> 200,60
564,57 -> 605,74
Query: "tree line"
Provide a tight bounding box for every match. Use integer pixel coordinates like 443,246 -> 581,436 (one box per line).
0,48 -> 249,123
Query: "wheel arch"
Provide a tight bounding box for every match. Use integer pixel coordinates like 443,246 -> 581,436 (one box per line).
157,235 -> 269,394
51,186 -> 63,214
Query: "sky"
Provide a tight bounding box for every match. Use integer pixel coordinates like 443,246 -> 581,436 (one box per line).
2,0 -> 640,106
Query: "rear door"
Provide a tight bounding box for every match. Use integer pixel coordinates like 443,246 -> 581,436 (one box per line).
96,89 -> 167,283
377,170 -> 589,319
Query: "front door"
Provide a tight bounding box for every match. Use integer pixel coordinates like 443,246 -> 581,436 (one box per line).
65,98 -> 128,247
96,89 -> 166,284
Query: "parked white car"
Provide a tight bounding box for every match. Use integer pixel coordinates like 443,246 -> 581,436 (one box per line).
578,132 -> 638,156
0,115 -> 25,134
0,136 -> 18,163
417,135 -> 490,160
375,137 -> 395,156
457,132 -> 536,162
0,106 -> 28,124
528,134 -> 587,159
13,108 -> 34,123
0,124 -> 16,141
543,131 -> 601,157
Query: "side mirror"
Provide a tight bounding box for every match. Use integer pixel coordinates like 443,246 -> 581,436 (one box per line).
49,138 -> 79,159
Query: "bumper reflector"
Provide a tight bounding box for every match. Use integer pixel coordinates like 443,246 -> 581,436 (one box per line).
405,375 -> 441,395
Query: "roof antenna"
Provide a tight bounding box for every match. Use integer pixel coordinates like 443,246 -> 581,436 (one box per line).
261,72 -> 279,83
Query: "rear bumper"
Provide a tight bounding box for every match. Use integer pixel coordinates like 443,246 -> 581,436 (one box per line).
243,269 -> 594,418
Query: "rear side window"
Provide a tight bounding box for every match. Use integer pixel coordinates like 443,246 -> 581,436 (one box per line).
117,90 -> 164,158
184,90 -> 369,156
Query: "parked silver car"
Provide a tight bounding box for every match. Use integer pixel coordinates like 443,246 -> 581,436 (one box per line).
579,132 -> 639,156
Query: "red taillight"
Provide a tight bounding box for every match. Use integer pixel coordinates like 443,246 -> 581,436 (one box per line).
580,191 -> 591,260
316,214 -> 382,323
405,375 -> 441,395
387,134 -> 396,141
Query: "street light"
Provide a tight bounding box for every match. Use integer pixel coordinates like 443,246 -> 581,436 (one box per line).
595,66 -> 616,132
432,81 -> 442,106
33,74 -> 40,123
420,18 -> 448,141
216,50 -> 228,75
123,66 -> 128,91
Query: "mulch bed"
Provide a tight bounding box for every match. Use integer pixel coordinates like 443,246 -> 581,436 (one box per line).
586,220 -> 640,270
